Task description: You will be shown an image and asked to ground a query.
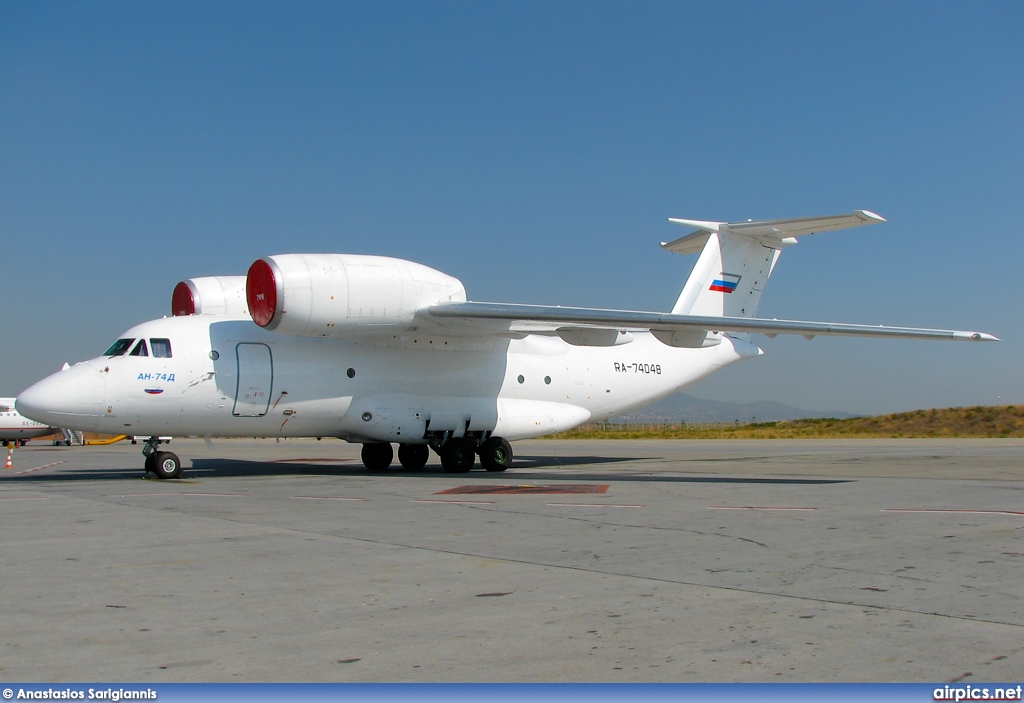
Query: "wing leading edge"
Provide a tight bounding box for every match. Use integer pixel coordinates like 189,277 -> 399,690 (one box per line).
424,301 -> 1000,344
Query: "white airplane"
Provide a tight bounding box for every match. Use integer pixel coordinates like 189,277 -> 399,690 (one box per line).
16,211 -> 997,479
0,397 -> 57,446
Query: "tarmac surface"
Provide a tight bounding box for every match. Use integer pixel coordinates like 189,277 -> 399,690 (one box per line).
1,437 -> 1022,682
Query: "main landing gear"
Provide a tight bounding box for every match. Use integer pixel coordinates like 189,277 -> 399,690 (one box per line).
142,437 -> 182,479
358,437 -> 513,473
478,436 -> 512,473
398,443 -> 429,471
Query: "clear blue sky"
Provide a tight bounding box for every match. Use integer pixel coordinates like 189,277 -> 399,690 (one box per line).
2,1 -> 1021,414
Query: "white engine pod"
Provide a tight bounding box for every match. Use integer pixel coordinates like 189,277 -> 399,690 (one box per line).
246,254 -> 467,336
171,276 -> 250,317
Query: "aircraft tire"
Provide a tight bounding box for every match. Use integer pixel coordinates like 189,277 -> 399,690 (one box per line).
151,451 -> 183,480
440,438 -> 475,473
361,443 -> 394,471
397,443 -> 429,471
479,437 -> 512,472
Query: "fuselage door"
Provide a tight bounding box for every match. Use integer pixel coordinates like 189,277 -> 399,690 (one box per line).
233,343 -> 273,417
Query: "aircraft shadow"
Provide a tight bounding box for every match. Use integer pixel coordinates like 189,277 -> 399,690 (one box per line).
5,459 -> 633,483
3,468 -> 152,483
4,455 -> 852,486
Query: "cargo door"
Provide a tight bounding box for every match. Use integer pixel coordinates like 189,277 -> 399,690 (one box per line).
233,343 -> 273,417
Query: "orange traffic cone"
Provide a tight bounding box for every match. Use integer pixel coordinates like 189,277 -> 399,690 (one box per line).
4,448 -> 12,470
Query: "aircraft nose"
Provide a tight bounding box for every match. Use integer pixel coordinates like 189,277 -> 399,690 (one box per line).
17,365 -> 106,431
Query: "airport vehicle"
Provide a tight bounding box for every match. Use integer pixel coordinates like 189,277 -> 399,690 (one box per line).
0,397 -> 57,446
16,211 -> 997,478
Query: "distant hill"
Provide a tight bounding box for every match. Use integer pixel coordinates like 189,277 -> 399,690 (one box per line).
609,393 -> 856,424
764,405 -> 1024,438
552,405 -> 1024,439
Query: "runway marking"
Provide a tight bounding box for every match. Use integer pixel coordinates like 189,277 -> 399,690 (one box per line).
293,496 -> 368,501
547,502 -> 645,508
436,484 -> 609,495
0,495 -> 49,501
709,505 -> 818,511
883,508 -> 1024,517
109,492 -> 250,498
412,499 -> 497,505
15,461 -> 67,475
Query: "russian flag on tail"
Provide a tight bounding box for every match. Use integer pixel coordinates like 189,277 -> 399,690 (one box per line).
709,272 -> 742,293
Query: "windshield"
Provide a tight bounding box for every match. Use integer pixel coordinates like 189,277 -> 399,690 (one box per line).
151,338 -> 172,358
103,338 -> 135,356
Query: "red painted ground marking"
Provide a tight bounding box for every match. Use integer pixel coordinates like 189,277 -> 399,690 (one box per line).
110,492 -> 250,498
0,495 -> 49,501
709,506 -> 818,511
15,461 -> 67,475
436,484 -> 609,495
547,503 -> 644,508
412,499 -> 496,505
883,508 -> 1024,517
268,458 -> 358,464
293,496 -> 368,501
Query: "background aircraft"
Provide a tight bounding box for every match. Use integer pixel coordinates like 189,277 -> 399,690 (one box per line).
16,211 -> 997,479
0,397 -> 62,446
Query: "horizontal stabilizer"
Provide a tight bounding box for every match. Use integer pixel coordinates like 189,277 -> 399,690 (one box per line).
662,210 -> 885,254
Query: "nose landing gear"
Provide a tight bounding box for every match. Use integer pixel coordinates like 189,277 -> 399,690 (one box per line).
142,437 -> 182,479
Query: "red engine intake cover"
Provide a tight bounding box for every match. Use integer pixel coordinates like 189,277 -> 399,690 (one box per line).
246,259 -> 278,328
171,281 -> 196,316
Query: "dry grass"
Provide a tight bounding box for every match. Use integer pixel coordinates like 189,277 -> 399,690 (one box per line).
546,405 -> 1024,439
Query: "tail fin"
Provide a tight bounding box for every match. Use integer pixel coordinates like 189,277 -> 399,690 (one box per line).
663,210 -> 885,317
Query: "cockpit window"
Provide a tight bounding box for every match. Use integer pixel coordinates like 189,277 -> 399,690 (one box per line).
129,340 -> 149,357
103,338 -> 135,356
151,338 -> 172,358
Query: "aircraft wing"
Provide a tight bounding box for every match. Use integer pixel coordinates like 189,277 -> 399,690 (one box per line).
424,301 -> 999,344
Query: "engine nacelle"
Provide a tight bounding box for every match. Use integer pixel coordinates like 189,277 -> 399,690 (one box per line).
172,276 -> 250,317
246,254 -> 466,336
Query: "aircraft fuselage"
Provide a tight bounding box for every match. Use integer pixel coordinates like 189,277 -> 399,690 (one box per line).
19,315 -> 757,443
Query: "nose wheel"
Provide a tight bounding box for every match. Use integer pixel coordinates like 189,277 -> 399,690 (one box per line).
143,438 -> 182,479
